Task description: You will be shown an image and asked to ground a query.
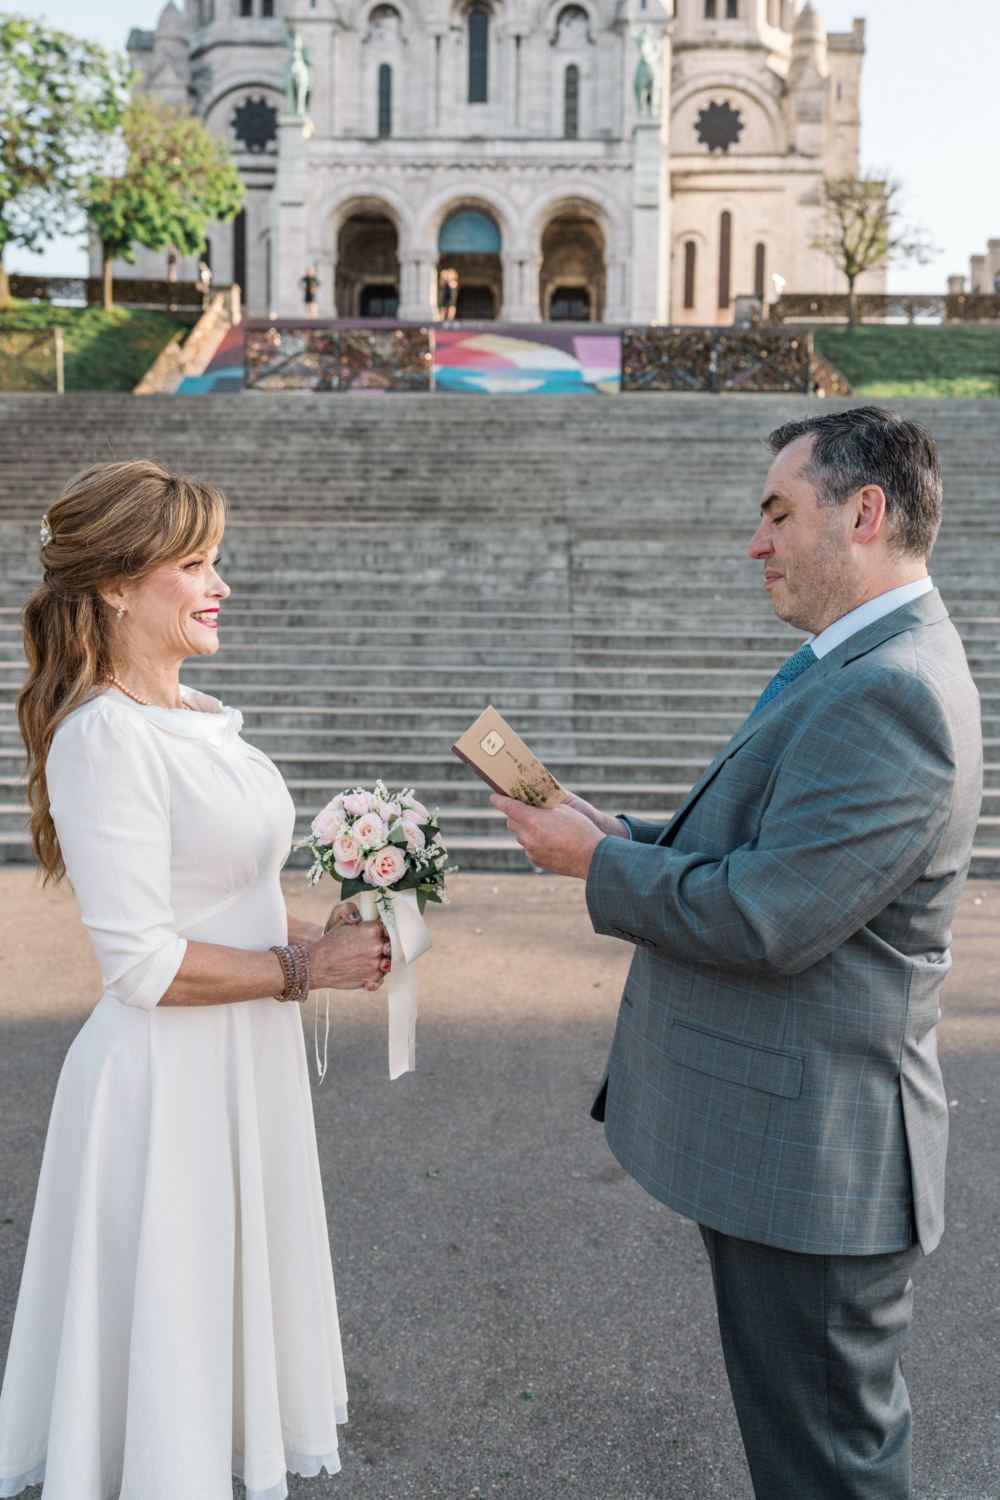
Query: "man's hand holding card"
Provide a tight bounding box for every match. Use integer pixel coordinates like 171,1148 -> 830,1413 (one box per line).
452,708 -> 628,877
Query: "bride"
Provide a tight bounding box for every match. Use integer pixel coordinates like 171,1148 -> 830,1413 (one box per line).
0,460 -> 389,1500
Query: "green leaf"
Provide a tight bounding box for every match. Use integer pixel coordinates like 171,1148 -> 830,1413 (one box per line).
339,875 -> 367,901
388,824 -> 407,845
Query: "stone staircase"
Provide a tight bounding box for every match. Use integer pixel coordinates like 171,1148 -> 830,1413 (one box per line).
0,393 -> 996,876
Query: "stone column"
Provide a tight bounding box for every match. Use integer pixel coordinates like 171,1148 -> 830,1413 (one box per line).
655,24 -> 673,324
500,251 -> 541,323
398,251 -> 438,321
271,117 -> 310,316
604,256 -> 629,325
629,21 -> 673,325
988,239 -> 1000,294
631,120 -> 660,325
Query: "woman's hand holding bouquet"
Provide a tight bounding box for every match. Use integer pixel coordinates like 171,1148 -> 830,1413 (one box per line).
309,906 -> 391,992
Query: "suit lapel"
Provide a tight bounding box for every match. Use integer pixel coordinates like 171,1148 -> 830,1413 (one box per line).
658,590 -> 948,847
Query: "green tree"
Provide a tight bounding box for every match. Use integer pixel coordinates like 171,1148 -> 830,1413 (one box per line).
86,94 -> 244,311
0,17 -> 128,309
811,172 -> 935,329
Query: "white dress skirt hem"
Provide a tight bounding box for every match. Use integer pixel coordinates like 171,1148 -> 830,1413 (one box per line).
0,1430 -> 349,1500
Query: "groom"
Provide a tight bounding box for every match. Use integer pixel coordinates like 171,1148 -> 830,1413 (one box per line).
494,407 -> 982,1498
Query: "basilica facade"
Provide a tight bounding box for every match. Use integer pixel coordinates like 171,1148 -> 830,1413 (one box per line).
119,0 -> 878,323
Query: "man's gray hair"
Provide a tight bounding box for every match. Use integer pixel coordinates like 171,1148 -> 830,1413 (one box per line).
766,406 -> 942,560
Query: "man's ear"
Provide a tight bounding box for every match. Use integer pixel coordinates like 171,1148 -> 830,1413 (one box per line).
851,484 -> 887,546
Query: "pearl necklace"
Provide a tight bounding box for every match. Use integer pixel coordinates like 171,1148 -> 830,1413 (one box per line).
107,675 -> 191,710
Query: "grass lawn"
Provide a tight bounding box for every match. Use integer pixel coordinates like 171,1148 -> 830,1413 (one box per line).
0,302 -> 188,392
812,325 -> 1000,399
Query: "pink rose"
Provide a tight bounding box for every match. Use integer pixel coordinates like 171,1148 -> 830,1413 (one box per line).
312,806 -> 344,844
352,812 -> 387,850
399,818 -> 425,852
364,846 -> 407,887
333,832 -> 360,863
378,799 -> 402,821
433,831 -> 447,851
404,797 -> 429,821
334,854 -> 364,879
343,790 -> 375,817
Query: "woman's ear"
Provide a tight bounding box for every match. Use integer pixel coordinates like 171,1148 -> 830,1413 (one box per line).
97,582 -> 128,613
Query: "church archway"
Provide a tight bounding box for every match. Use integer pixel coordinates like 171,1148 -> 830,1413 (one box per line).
437,207 -> 502,319
538,208 -> 604,321
336,210 -> 400,316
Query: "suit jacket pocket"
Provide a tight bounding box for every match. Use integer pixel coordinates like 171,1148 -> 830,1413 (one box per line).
668,1021 -> 803,1100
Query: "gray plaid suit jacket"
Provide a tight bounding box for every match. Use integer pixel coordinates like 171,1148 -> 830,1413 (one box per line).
587,591 -> 982,1255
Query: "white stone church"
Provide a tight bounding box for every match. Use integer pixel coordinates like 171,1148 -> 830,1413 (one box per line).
116,0 -> 879,323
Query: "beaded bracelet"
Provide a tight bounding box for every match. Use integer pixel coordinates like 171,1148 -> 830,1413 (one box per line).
290,942 -> 312,999
269,942 -> 312,1003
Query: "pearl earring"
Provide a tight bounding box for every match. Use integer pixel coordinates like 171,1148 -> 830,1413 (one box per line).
116,604 -> 125,621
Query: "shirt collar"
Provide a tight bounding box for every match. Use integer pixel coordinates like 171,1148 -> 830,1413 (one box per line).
103,685 -> 243,745
807,577 -> 934,660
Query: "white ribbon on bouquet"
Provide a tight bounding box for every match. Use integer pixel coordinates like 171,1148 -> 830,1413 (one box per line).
313,886 -> 433,1083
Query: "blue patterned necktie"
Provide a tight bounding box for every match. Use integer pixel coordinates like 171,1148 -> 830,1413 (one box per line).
750,642 -> 818,717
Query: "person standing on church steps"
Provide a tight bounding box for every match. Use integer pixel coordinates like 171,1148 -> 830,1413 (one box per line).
492,407 -> 983,1499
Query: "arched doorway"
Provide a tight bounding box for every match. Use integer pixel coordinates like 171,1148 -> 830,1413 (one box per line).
336,211 -> 399,316
437,209 -> 502,320
538,209 -> 605,321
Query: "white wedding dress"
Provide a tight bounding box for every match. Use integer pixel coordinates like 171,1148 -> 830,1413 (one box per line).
0,687 -> 348,1500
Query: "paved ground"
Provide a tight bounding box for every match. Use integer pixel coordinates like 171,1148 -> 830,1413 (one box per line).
0,868 -> 997,1500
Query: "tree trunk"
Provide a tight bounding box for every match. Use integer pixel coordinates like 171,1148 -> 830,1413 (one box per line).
847,279 -> 858,331
0,253 -> 9,313
103,249 -> 114,312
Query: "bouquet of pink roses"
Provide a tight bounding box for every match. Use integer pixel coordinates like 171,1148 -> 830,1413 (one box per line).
295,783 -> 453,1081
296,780 -> 452,925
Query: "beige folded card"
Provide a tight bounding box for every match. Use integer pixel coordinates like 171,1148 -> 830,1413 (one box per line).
452,707 -> 568,809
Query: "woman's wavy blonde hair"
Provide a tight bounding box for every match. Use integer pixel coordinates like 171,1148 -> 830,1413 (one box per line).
18,460 -> 227,883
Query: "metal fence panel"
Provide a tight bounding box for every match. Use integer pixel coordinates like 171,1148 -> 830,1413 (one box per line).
621,327 -> 811,393
0,330 -> 59,391
244,328 -> 339,389
716,329 -> 811,392
244,327 -> 432,392
340,328 -> 431,391
621,328 -> 715,391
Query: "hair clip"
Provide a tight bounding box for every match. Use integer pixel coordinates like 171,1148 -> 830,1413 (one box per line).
40,515 -> 52,546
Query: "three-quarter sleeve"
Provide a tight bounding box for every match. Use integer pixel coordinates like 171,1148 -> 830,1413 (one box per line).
47,700 -> 187,1009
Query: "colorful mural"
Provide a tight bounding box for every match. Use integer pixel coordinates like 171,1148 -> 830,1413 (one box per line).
176,324 -> 245,393
432,327 -> 621,394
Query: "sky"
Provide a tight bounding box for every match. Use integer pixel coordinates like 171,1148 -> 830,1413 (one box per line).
6,0 -> 999,292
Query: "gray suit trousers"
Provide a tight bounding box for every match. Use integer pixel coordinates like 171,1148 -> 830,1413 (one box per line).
699,1227 -> 921,1499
